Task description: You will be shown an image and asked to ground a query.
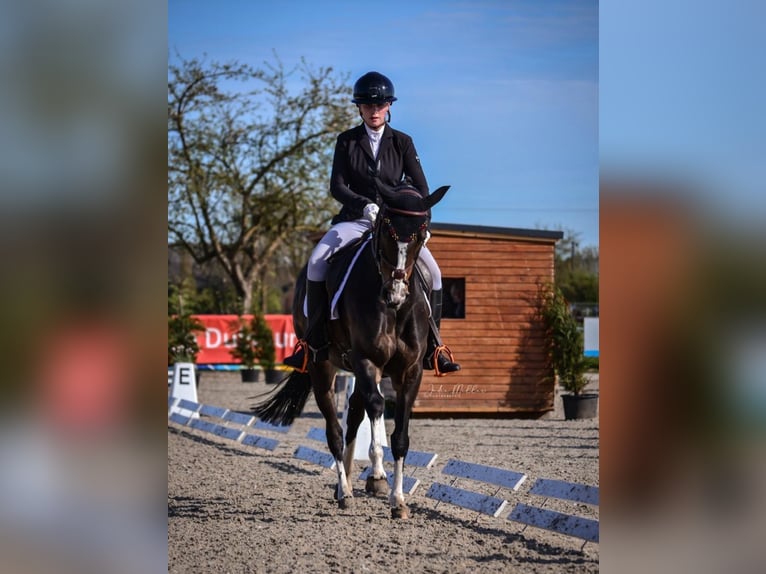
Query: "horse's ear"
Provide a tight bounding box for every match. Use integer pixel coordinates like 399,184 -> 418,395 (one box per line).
424,185 -> 450,209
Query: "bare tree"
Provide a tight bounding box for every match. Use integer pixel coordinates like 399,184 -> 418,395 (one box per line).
168,55 -> 356,312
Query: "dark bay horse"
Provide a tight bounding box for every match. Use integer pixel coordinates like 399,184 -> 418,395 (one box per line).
253,182 -> 450,519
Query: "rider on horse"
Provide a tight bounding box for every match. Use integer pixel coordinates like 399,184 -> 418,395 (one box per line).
283,71 -> 460,376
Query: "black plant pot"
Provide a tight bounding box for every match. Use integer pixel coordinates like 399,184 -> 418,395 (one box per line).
562,393 -> 599,420
241,368 -> 262,383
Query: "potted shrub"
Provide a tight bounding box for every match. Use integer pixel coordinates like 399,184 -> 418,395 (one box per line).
230,315 -> 279,383
250,314 -> 281,384
168,311 -> 205,386
538,283 -> 597,419
230,316 -> 263,383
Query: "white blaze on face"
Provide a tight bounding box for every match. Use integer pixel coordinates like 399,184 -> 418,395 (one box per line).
390,241 -> 409,304
396,241 -> 408,271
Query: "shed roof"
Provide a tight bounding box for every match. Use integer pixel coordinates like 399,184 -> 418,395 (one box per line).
430,222 -> 564,243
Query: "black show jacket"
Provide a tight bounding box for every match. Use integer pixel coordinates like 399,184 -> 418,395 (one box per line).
330,123 -> 429,224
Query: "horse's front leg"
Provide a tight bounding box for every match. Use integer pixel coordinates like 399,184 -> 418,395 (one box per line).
341,382 -> 365,501
389,364 -> 422,519
347,359 -> 388,498
365,391 -> 388,497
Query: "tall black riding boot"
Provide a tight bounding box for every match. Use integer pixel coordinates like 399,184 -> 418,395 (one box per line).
423,288 -> 461,376
283,280 -> 329,371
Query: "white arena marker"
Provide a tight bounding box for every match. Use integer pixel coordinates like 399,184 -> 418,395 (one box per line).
358,467 -> 419,495
223,411 -> 255,426
528,478 -> 599,506
241,433 -> 279,451
169,362 -> 199,418
442,459 -> 527,491
508,503 -> 599,543
426,482 -> 508,517
294,446 -> 336,469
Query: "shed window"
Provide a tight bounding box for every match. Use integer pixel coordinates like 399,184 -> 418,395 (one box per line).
442,278 -> 465,319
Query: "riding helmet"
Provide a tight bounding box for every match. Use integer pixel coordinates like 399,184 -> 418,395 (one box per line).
351,71 -> 398,105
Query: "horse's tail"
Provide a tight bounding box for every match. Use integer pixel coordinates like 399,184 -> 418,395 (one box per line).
252,370 -> 312,426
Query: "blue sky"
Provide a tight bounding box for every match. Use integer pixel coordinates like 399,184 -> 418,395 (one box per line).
169,0 -> 599,248
600,0 -> 766,233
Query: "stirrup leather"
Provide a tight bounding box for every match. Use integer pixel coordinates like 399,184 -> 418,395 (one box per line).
289,340 -> 310,373
432,345 -> 456,377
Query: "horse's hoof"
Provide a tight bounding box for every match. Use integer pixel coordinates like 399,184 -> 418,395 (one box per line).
338,497 -> 353,510
333,483 -> 352,500
365,476 -> 389,497
391,505 -> 410,519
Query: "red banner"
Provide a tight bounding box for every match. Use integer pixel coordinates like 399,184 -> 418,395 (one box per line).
192,315 -> 297,364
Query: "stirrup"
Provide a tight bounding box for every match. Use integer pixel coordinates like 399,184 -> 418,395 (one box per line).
432,345 -> 459,377
285,340 -> 309,373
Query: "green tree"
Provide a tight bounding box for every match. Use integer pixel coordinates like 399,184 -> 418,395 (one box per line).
168,278 -> 203,315
168,311 -> 205,365
230,314 -> 276,370
557,268 -> 599,303
168,55 -> 356,312
553,229 -> 599,304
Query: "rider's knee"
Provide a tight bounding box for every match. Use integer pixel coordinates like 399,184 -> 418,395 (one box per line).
307,258 -> 328,282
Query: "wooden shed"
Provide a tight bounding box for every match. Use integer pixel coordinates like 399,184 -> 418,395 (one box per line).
414,222 -> 563,417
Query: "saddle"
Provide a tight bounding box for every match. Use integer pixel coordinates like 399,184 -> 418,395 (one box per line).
325,231 -> 372,300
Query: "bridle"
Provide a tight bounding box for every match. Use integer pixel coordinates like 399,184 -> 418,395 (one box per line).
371,201 -> 429,289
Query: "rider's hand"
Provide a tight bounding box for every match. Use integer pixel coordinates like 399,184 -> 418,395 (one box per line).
363,203 -> 379,223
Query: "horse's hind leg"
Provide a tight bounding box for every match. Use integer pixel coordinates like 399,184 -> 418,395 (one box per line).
312,364 -> 353,507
